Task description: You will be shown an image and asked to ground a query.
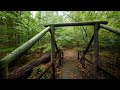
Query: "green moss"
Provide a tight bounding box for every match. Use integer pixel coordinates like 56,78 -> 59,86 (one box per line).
100,51 -> 110,58
28,65 -> 51,79
28,66 -> 44,79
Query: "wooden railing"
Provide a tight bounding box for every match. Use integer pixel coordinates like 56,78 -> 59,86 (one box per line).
45,21 -> 108,79
78,23 -> 120,79
0,26 -> 63,79
1,21 -> 119,79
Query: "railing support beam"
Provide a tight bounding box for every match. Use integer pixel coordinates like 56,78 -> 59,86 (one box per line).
55,42 -> 62,66
50,25 -> 56,79
94,23 -> 100,78
81,50 -> 85,68
45,21 -> 108,27
84,35 -> 94,55
0,27 -> 50,79
100,24 -> 120,36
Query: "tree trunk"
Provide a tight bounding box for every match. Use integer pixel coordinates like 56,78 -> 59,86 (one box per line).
8,53 -> 51,79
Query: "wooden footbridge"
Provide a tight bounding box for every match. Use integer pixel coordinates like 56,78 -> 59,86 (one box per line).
0,21 -> 120,79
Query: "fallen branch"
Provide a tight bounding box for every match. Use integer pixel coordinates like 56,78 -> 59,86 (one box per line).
9,53 -> 51,79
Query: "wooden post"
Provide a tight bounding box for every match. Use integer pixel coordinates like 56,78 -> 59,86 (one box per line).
0,66 -> 8,79
44,21 -> 108,27
50,25 -> 56,79
100,24 -> 120,36
81,50 -> 85,68
59,49 -> 62,66
84,35 -> 94,55
94,23 -> 100,78
78,52 -> 79,60
61,51 -> 64,59
55,41 -> 61,66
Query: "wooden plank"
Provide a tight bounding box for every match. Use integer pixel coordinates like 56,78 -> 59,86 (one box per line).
84,26 -> 101,55
44,21 -> 108,27
100,24 -> 120,36
61,51 -> 64,59
84,58 -> 94,65
59,49 -> 62,66
84,35 -> 94,55
55,41 -> 62,66
78,52 -> 80,60
50,25 -> 56,79
81,50 -> 85,68
55,41 -> 59,53
79,34 -> 94,63
94,23 -> 100,78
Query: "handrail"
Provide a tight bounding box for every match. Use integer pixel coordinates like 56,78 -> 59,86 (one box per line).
78,23 -> 120,79
44,21 -> 108,27
80,24 -> 120,56
0,26 -> 50,69
100,24 -> 120,36
1,21 -> 120,79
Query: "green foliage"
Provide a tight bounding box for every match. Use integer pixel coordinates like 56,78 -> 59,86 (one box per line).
0,11 -> 120,58
28,65 -> 51,79
28,66 -> 44,79
100,51 -> 110,58
42,44 -> 51,53
0,11 -> 120,79
0,47 -> 16,53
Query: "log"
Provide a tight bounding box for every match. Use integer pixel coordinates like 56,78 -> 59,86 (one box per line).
80,50 -> 85,68
84,34 -> 94,55
100,24 -> 120,36
94,23 -> 100,78
50,25 -> 56,79
44,21 -> 108,27
32,61 -> 52,79
8,53 -> 51,79
0,27 -> 50,70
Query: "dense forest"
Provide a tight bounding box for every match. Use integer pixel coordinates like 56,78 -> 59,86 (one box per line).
0,11 -> 120,79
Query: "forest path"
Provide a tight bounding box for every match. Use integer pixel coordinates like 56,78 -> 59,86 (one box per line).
59,48 -> 83,79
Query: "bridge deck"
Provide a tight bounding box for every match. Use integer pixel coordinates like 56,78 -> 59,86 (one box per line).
58,49 -> 83,79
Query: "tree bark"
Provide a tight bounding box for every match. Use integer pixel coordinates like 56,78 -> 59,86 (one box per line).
8,53 -> 51,79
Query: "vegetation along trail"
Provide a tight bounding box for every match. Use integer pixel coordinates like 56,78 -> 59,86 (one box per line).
0,11 -> 120,79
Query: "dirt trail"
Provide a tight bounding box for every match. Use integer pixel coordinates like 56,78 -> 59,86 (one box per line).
59,48 -> 83,79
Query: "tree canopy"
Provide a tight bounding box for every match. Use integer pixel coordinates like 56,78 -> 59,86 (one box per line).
0,11 -> 120,55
